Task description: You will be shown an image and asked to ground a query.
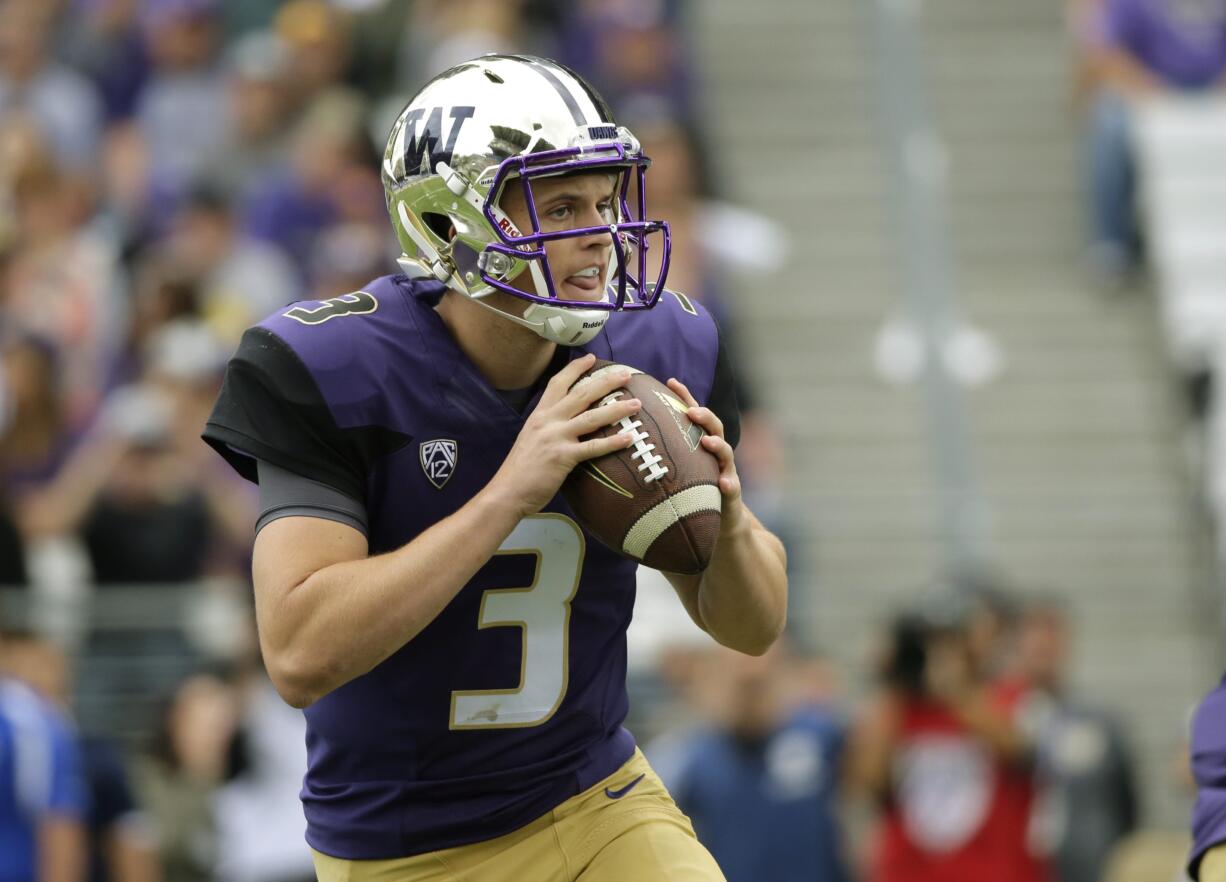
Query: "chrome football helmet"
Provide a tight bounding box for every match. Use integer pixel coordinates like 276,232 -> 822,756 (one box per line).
382,54 -> 671,346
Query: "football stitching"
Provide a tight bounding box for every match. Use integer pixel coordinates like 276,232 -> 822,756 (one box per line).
567,361 -> 721,570
661,489 -> 693,569
600,390 -> 667,483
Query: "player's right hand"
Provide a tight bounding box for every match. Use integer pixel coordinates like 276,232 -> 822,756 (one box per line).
492,352 -> 640,517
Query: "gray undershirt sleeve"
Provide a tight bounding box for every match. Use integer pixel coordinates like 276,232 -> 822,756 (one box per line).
255,459 -> 368,536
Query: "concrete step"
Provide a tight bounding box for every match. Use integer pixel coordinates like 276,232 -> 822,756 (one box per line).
740,278 -> 1134,317
744,310 -> 1152,352
920,0 -> 1063,28
975,435 -> 1181,472
693,0 -> 860,30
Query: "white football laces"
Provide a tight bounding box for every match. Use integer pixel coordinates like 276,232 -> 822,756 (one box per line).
601,391 -> 668,483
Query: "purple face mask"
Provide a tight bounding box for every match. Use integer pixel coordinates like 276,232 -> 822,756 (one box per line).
473,140 -> 672,311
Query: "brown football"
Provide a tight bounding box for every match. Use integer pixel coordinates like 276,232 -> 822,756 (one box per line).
562,360 -> 722,574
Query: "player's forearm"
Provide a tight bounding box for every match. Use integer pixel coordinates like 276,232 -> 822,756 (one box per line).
946,689 -> 1029,761
20,439 -> 123,538
258,482 -> 524,707
200,476 -> 256,549
848,706 -> 899,800
39,816 -> 86,882
695,506 -> 787,655
104,830 -> 160,882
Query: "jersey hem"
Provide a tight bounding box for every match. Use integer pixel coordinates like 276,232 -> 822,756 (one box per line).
302,728 -> 637,861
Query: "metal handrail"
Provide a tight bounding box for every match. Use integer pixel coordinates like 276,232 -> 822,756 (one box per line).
862,0 -> 992,576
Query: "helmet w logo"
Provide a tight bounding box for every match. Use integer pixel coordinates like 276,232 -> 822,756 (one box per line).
385,106 -> 475,181
420,440 -> 458,489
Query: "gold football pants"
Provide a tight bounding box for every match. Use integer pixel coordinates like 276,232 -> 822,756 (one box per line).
310,748 -> 725,882
1202,845 -> 1226,882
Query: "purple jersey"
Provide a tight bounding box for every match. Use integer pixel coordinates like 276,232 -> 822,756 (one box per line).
203,275 -> 737,859
1190,673 -> 1226,879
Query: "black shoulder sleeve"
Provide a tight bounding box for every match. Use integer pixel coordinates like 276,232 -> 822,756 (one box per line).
202,327 -> 406,502
708,323 -> 742,451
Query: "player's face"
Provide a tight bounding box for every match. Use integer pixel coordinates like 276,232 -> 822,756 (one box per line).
500,171 -> 617,304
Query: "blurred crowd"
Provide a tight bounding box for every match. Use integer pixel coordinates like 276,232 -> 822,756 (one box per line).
2,567 -> 1154,882
633,577 -> 1144,882
0,0 -> 1197,880
0,0 -> 787,598
0,0 -> 798,879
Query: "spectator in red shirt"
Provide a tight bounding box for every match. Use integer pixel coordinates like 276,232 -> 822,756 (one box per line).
850,600 -> 1051,882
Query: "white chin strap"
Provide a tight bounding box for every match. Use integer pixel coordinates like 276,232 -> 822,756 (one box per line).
521,301 -> 609,346
513,257 -> 611,346
475,294 -> 609,347
398,257 -> 609,346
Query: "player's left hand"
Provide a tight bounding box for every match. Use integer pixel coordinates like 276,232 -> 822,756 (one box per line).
666,378 -> 747,533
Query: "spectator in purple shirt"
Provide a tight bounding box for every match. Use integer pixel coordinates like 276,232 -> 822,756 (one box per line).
134,0 -> 229,232
1190,673 -> 1226,881
0,2 -> 104,176
1082,0 -> 1226,283
237,89 -> 373,285
557,0 -> 696,125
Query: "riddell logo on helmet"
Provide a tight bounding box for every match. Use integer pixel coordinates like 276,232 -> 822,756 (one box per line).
583,321 -> 603,329
496,216 -> 520,238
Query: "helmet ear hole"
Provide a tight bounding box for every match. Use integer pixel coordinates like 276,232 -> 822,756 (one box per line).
422,212 -> 452,242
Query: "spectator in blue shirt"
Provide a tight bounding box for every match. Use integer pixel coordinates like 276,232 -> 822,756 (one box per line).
0,672 -> 89,882
649,640 -> 855,882
1,629 -> 157,882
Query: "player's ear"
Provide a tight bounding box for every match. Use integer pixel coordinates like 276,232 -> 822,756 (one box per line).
448,224 -> 457,242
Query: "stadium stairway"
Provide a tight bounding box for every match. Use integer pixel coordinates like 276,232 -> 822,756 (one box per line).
692,0 -> 1222,826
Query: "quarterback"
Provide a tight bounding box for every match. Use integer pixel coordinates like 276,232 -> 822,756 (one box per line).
203,54 -> 787,881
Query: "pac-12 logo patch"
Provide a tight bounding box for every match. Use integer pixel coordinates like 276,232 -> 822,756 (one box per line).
420,439 -> 458,489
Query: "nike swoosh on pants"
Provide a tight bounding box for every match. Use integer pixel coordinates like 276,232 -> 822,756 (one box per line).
604,773 -> 646,800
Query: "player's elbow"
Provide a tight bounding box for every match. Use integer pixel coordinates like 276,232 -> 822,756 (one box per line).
268,670 -> 319,709
701,583 -> 787,656
719,612 -> 787,657
277,685 -> 318,710
738,602 -> 788,656
265,651 -> 330,709
733,627 -> 783,657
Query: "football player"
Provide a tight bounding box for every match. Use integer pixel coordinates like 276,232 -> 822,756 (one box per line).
203,54 -> 787,881
1190,675 -> 1226,882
